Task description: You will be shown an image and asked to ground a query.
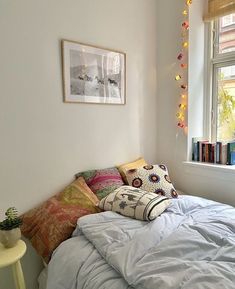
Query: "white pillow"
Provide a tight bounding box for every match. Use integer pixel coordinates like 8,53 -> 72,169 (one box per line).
99,186 -> 171,221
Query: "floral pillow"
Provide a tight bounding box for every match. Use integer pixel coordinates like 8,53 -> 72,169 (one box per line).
75,167 -> 124,200
99,186 -> 171,221
125,164 -> 178,198
21,177 -> 100,263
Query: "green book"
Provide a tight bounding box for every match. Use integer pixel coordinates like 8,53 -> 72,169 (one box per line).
227,141 -> 235,165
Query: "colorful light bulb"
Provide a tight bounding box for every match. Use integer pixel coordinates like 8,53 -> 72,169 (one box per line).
181,84 -> 187,90
176,112 -> 184,119
175,75 -> 182,81
179,104 -> 187,110
177,53 -> 183,60
178,122 -> 185,128
181,63 -> 187,68
182,21 -> 189,30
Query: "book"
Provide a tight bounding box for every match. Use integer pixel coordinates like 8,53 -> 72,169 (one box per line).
192,137 -> 207,161
221,144 -> 227,165
231,152 -> 235,165
227,141 -> 235,165
215,142 -> 222,164
199,141 -> 209,162
210,143 -> 215,163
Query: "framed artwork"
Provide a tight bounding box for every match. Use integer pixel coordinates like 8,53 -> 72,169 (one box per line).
61,40 -> 126,104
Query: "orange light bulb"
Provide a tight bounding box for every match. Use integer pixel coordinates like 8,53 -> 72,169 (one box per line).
181,63 -> 187,69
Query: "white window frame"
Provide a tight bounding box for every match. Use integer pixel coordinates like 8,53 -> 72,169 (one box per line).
205,18 -> 235,142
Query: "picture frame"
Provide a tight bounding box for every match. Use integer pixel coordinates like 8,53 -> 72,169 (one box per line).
61,40 -> 126,104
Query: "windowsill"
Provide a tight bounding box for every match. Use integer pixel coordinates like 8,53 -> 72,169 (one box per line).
183,161 -> 235,171
183,161 -> 235,182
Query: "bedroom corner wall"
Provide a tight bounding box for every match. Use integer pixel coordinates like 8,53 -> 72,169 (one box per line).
156,0 -> 235,206
0,0 -> 158,288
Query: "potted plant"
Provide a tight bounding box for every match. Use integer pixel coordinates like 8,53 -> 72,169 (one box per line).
0,207 -> 22,248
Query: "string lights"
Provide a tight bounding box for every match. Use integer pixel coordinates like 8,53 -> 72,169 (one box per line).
175,0 -> 192,129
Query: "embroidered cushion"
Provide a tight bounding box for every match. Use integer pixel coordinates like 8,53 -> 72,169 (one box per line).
125,164 -> 178,198
75,167 -> 124,200
117,157 -> 147,183
99,185 -> 171,221
21,177 -> 100,263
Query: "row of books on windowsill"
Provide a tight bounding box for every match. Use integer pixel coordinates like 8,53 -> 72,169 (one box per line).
192,137 -> 235,165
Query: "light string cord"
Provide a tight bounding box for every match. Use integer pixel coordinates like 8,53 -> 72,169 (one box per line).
175,0 -> 192,130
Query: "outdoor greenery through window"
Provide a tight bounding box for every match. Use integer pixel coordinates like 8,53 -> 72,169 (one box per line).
212,14 -> 235,142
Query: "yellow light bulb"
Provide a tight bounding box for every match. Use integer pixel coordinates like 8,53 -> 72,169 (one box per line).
176,112 -> 183,119
179,104 -> 187,110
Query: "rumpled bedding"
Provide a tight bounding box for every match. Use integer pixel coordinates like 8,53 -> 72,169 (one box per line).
46,195 -> 235,289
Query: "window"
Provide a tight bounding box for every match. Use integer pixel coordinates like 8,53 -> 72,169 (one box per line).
209,14 -> 235,142
221,14 -> 235,27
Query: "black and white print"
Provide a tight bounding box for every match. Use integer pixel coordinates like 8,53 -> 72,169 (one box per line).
62,40 -> 125,104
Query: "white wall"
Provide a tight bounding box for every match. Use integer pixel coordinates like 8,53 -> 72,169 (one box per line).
156,0 -> 235,206
0,1 -> 158,288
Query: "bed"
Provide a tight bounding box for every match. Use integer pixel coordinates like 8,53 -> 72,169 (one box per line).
45,195 -> 235,289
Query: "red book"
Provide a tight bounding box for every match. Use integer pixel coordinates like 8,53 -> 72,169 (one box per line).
199,141 -> 209,162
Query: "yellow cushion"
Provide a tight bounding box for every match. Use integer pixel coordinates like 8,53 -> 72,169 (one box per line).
117,157 -> 147,183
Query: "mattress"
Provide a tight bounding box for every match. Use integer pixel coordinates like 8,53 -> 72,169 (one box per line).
38,267 -> 47,289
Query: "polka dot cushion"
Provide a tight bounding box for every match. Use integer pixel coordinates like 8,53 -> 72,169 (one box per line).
125,164 -> 178,198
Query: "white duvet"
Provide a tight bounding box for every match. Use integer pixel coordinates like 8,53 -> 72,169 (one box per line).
47,195 -> 235,289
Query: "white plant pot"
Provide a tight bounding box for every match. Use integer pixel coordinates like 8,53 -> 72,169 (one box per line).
0,228 -> 21,248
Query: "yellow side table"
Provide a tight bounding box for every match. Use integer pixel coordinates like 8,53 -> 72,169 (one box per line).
0,240 -> 26,289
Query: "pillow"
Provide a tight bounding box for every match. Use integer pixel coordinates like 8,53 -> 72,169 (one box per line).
99,185 -> 171,221
75,167 -> 124,200
21,177 -> 100,263
117,157 -> 147,183
125,164 -> 178,199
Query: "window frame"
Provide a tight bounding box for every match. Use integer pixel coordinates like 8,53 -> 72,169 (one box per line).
206,16 -> 235,142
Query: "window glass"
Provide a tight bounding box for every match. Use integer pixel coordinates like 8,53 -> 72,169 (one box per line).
219,13 -> 235,54
216,65 -> 235,142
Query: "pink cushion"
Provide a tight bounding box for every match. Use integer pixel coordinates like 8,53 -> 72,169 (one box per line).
75,167 -> 124,200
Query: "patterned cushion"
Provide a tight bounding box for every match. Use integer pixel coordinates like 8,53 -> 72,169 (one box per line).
75,167 -> 124,200
99,186 -> 171,221
117,157 -> 147,183
125,164 -> 178,198
21,177 -> 100,263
